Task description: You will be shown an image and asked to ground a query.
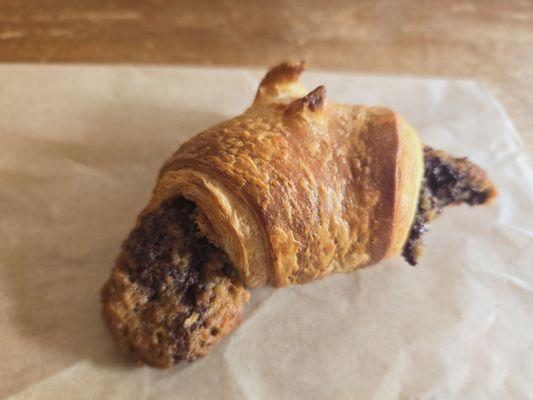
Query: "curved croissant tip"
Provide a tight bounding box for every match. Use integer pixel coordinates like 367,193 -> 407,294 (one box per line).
260,61 -> 307,88
253,61 -> 308,106
286,85 -> 327,115
277,60 -> 306,73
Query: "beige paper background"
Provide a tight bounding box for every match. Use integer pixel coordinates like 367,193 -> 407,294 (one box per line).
0,65 -> 531,399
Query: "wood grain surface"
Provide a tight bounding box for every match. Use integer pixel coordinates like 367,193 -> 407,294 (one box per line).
1,0 -> 532,137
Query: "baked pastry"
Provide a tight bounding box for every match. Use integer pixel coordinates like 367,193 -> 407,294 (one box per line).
101,62 -> 496,367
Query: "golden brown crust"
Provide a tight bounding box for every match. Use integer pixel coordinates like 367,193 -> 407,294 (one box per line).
253,60 -> 308,107
158,65 -> 424,287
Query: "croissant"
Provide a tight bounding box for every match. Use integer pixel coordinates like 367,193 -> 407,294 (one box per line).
101,62 -> 497,367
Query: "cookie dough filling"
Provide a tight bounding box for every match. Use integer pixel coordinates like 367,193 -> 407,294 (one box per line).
402,146 -> 497,265
101,197 -> 250,368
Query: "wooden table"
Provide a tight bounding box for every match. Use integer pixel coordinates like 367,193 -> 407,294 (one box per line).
1,0 -> 532,139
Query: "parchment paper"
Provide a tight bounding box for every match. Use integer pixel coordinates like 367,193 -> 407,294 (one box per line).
0,65 -> 531,399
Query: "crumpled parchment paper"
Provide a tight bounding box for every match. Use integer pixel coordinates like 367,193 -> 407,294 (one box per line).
0,65 -> 531,399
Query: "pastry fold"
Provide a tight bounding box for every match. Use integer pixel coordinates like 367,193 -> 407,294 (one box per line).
151,61 -> 424,288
